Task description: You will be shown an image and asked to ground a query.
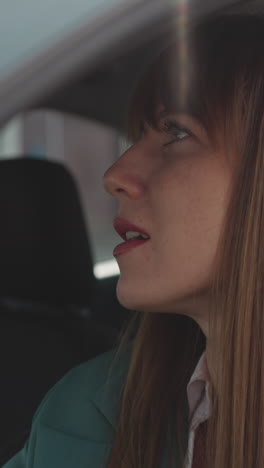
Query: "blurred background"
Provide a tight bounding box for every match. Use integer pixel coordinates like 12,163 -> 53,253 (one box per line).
0,111 -> 122,277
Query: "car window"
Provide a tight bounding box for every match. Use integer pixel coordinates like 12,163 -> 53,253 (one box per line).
0,117 -> 22,158
0,109 -> 121,276
0,0 -> 126,78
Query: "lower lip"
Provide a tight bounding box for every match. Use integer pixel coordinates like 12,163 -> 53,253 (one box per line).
113,239 -> 149,257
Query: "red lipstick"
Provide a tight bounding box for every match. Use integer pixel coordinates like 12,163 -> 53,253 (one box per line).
113,217 -> 150,257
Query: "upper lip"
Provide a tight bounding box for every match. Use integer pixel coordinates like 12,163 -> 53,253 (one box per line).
113,217 -> 150,241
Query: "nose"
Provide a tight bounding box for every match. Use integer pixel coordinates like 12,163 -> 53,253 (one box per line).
103,146 -> 145,200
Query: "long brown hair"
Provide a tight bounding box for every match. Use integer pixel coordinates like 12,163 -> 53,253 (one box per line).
106,11 -> 264,468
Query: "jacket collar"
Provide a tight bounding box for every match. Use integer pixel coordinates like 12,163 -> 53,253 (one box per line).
90,343 -> 189,435
90,342 -> 190,468
91,344 -> 132,430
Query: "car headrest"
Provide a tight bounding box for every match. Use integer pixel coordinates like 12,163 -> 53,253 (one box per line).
0,158 -> 95,308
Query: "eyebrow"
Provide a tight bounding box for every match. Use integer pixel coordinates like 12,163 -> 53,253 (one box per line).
157,106 -> 200,119
156,109 -> 170,120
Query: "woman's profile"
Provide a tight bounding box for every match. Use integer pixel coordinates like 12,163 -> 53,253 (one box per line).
3,8 -> 264,468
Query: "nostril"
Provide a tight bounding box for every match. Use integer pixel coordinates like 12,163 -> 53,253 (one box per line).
103,166 -> 144,200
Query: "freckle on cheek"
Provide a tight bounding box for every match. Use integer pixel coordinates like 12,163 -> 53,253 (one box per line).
144,253 -> 151,263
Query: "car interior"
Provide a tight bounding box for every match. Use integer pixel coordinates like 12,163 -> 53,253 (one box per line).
0,157 -> 134,464
0,0 -> 254,464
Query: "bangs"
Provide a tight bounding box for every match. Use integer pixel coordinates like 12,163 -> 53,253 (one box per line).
125,23 -> 220,143
125,13 -> 264,148
126,45 -> 203,142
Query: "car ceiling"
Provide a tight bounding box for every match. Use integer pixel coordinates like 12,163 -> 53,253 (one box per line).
36,0 -> 247,130
0,0 -> 249,131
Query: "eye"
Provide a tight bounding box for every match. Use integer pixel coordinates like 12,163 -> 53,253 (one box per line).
162,119 -> 193,146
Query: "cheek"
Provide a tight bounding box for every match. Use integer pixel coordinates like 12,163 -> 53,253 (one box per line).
155,155 -> 231,228
152,161 -> 231,278
115,156 -> 232,313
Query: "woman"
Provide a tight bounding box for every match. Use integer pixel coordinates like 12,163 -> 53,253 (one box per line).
3,9 -> 264,468
104,9 -> 264,468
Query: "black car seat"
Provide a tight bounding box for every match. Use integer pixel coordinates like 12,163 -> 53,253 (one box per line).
0,158 -> 119,464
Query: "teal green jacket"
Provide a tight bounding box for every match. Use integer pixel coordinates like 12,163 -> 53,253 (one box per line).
2,345 -> 187,468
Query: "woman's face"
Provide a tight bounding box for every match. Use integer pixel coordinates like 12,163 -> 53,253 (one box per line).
103,112 -> 232,330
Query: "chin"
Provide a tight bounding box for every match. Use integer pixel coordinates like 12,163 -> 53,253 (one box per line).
116,277 -> 210,315
116,288 -> 144,311
116,282 -> 164,313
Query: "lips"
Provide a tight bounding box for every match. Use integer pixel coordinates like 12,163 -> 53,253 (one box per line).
113,217 -> 150,240
113,217 -> 150,257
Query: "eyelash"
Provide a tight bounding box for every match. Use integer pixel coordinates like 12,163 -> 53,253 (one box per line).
162,119 -> 193,146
